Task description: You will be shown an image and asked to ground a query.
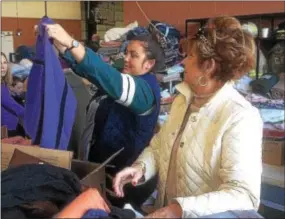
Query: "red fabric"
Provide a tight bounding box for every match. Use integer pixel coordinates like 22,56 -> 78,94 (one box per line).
1,136 -> 35,146
263,129 -> 285,139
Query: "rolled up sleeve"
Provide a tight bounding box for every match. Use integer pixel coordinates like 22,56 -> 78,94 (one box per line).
62,48 -> 155,115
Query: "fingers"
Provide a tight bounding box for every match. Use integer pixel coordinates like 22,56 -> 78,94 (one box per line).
113,168 -> 134,197
113,167 -> 143,197
118,178 -> 129,198
34,25 -> 39,36
45,24 -> 55,38
43,24 -> 59,38
34,24 -> 54,37
132,171 -> 142,187
113,171 -> 124,197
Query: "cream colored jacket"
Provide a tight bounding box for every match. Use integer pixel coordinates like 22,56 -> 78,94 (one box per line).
136,82 -> 263,218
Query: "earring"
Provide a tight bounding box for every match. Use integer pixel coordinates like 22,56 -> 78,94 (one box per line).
197,76 -> 208,87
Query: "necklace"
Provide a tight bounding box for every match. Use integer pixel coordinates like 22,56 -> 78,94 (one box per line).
192,92 -> 216,99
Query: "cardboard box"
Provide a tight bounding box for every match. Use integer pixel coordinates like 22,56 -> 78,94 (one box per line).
1,143 -> 73,171
1,144 -> 108,196
262,140 -> 285,166
71,159 -> 106,196
1,126 -> 8,139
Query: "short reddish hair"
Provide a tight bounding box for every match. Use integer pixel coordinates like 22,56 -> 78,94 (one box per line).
184,16 -> 256,82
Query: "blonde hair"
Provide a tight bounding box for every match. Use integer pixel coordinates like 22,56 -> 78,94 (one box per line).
184,16 -> 256,82
1,52 -> 12,85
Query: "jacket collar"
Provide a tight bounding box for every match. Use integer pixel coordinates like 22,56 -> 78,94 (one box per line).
175,81 -> 234,107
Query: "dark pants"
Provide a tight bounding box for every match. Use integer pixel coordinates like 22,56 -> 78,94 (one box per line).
106,173 -> 158,212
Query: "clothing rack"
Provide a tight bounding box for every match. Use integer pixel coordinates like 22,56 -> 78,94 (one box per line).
184,12 -> 285,80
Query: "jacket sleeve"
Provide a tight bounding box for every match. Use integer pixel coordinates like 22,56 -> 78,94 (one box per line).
172,107 -> 263,218
1,86 -> 25,118
62,48 -> 155,115
135,95 -> 181,183
135,126 -> 162,182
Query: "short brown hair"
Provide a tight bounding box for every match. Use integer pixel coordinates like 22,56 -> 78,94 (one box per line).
185,16 -> 255,82
1,52 -> 12,85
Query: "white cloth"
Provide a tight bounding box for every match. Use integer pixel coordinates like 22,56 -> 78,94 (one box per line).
259,109 -> 285,123
135,81 -> 263,218
123,204 -> 144,218
104,21 -> 138,42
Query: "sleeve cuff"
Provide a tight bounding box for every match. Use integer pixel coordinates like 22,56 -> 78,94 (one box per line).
61,49 -> 76,66
172,197 -> 194,218
136,154 -> 156,182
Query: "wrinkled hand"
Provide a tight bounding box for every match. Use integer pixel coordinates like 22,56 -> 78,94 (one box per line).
34,24 -> 71,53
44,24 -> 74,48
113,165 -> 144,198
144,204 -> 182,218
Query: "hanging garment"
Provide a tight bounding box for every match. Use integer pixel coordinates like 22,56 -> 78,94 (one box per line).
24,16 -> 77,150
64,69 -> 92,158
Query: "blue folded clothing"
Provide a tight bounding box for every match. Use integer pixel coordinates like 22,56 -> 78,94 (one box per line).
82,209 -> 108,219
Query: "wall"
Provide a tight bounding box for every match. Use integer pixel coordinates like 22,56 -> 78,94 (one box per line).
124,1 -> 285,35
1,1 -> 82,49
95,1 -> 124,39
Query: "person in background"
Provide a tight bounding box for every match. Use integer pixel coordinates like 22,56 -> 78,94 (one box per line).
1,52 -> 25,137
36,22 -> 164,208
113,16 -> 263,218
10,76 -> 25,106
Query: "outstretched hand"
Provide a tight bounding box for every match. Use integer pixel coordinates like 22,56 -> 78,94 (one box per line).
113,165 -> 144,198
44,24 -> 73,48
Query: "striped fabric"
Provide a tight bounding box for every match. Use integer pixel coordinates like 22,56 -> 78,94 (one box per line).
116,74 -> 136,107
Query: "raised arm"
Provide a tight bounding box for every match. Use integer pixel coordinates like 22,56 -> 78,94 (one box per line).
45,24 -> 155,115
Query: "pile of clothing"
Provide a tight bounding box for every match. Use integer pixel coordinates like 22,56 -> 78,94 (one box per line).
235,73 -> 285,141
1,164 -> 82,219
94,20 -> 184,73
1,163 -> 138,219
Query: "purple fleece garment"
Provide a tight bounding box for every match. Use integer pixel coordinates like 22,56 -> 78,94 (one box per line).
1,83 -> 25,130
24,16 -> 77,150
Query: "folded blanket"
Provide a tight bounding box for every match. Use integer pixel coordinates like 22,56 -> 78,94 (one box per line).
259,109 -> 285,123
